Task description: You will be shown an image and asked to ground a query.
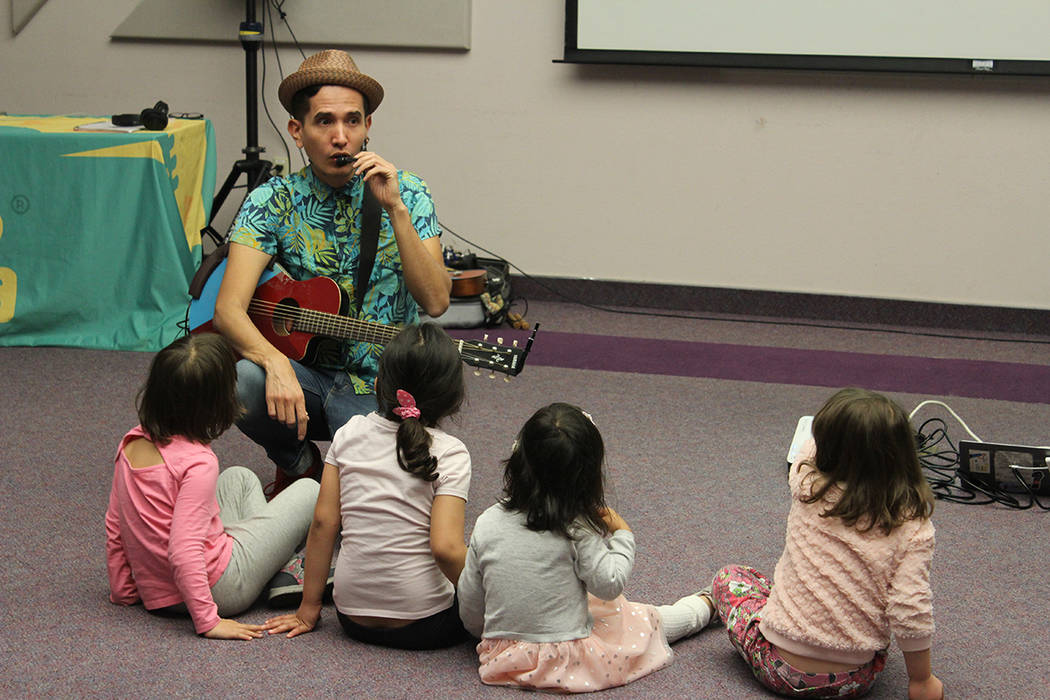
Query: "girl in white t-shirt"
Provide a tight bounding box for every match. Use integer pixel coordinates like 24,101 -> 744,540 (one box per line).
264,322 -> 471,649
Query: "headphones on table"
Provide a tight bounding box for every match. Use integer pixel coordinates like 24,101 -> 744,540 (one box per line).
111,101 -> 169,130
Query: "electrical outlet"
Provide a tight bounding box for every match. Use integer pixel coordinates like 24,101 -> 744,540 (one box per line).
958,440 -> 1050,495
272,157 -> 288,177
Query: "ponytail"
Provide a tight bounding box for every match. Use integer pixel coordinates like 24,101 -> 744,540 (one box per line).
375,323 -> 465,483
395,417 -> 438,482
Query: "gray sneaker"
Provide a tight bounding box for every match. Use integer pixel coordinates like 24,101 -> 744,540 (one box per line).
267,550 -> 335,608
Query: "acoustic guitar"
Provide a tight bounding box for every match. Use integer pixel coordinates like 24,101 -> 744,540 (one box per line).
188,259 -> 537,378
448,268 -> 487,297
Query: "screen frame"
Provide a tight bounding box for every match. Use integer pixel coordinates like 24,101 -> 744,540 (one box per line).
561,0 -> 1050,76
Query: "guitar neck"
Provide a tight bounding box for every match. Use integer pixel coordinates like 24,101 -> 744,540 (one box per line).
268,300 -> 400,345
246,296 -> 539,378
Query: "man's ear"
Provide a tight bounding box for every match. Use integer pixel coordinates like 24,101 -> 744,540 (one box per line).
287,118 -> 304,147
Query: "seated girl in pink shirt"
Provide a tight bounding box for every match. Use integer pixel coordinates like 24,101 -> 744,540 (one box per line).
105,333 -> 318,640
712,388 -> 943,700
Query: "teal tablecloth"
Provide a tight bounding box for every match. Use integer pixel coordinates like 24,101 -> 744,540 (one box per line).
0,115 -> 216,350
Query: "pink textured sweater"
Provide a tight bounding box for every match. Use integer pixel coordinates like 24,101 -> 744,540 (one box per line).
104,427 -> 233,634
759,441 -> 935,665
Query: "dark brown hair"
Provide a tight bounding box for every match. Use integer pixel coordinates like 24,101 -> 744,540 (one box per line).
375,323 -> 465,481
136,333 -> 242,446
500,403 -> 609,538
290,85 -> 370,121
802,387 -> 934,534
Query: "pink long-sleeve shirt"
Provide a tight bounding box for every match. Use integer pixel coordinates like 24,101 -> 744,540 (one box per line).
759,441 -> 935,666
104,426 -> 233,634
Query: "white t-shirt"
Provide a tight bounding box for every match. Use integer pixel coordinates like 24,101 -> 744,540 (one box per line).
326,412 -> 471,619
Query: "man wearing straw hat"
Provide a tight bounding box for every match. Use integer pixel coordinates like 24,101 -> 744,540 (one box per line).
214,49 -> 451,497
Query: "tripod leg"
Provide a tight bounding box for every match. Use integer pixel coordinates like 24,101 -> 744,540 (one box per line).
208,164 -> 247,226
201,158 -> 273,245
246,159 -> 274,191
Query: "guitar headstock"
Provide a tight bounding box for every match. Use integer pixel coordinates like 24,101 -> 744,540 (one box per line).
455,324 -> 539,379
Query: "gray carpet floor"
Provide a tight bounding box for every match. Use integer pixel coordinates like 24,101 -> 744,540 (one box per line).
2,299 -> 1048,698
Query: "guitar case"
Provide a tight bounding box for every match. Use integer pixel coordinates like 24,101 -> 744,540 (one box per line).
424,296 -> 487,329
188,242 -> 232,301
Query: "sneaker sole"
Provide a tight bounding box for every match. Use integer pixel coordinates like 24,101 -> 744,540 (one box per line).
267,582 -> 305,609
267,580 -> 335,609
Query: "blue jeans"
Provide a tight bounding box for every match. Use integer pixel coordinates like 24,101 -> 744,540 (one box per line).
235,359 -> 377,475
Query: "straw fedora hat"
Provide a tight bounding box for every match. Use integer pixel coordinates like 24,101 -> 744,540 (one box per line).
278,49 -> 384,115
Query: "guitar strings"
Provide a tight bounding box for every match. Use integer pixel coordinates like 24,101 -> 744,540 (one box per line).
248,299 -> 397,344
245,298 -> 506,355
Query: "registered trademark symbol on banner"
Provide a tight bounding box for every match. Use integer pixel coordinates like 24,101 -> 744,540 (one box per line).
11,195 -> 30,215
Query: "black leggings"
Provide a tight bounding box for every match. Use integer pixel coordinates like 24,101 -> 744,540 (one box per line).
336,599 -> 470,650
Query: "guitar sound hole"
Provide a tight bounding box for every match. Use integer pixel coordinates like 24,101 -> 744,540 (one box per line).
270,300 -> 297,336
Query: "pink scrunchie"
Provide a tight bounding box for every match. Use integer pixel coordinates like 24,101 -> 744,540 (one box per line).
392,389 -> 421,420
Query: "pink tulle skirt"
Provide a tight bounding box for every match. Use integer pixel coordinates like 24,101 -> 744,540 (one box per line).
475,595 -> 673,693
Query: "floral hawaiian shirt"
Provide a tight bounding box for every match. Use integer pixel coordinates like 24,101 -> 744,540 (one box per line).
230,165 -> 440,393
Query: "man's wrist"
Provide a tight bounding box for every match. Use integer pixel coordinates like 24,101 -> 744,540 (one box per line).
259,348 -> 292,374
384,200 -> 409,217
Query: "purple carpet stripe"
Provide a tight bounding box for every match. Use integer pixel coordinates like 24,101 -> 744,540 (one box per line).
451,329 -> 1050,404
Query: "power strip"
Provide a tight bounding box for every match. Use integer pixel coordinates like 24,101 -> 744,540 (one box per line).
958,440 -> 1050,496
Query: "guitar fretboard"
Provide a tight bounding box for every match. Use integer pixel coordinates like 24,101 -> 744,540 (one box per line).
248,298 -> 400,346
243,292 -> 537,378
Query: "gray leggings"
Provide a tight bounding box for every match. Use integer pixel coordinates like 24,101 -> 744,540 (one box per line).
209,466 -> 319,615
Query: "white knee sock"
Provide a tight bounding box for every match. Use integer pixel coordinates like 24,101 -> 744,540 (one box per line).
657,593 -> 713,643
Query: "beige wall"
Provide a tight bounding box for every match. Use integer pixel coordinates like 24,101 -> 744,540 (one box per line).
3,0 -> 1048,309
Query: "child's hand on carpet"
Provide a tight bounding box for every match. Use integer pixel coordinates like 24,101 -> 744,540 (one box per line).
203,618 -> 264,641
264,604 -> 320,638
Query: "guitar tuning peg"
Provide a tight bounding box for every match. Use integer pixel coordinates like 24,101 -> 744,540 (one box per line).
488,371 -> 496,380
503,375 -> 511,383
473,369 -> 482,377
512,339 -> 519,348
497,337 -> 504,345
483,333 -> 489,341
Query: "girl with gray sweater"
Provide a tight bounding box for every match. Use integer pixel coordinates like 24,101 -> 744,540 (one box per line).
457,403 -> 715,692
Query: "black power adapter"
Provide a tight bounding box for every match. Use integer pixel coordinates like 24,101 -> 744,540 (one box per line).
958,440 -> 1050,496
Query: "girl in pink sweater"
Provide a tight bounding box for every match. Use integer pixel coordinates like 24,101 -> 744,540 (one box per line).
712,388 -> 943,700
105,333 -> 318,640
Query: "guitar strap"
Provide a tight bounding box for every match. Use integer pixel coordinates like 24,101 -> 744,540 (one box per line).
355,185 -> 381,315
188,241 -> 229,301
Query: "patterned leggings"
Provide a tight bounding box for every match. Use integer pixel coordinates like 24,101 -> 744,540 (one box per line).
711,565 -> 887,699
